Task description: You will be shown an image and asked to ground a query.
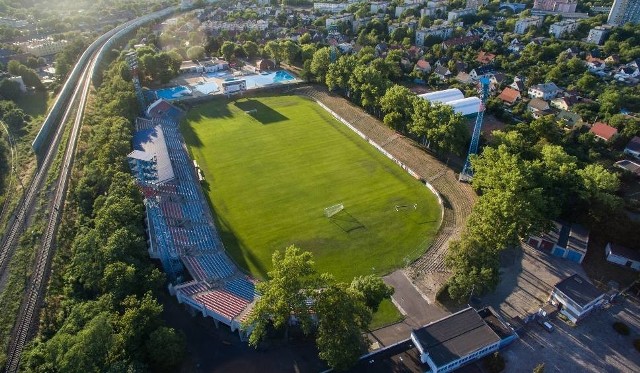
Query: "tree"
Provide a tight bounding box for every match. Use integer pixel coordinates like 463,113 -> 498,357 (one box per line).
243,41 -> 259,59
424,104 -> 468,155
315,278 -> 371,370
0,79 -> 22,100
380,84 -> 414,131
350,275 -> 394,312
264,40 -> 284,64
144,327 -> 186,372
299,32 -> 312,44
186,45 -> 205,60
446,236 -> 500,301
576,164 -> 622,221
310,47 -> 331,83
282,40 -> 300,64
326,55 -> 356,92
219,41 -> 236,61
244,246 -> 318,346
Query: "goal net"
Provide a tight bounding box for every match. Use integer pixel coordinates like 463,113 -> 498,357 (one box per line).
324,203 -> 344,218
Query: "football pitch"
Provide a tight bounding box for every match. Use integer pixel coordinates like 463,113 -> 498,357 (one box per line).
181,95 -> 441,283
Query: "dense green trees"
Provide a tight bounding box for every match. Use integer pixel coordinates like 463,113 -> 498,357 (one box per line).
244,246 -> 392,370
7,60 -> 44,90
444,118 -> 622,302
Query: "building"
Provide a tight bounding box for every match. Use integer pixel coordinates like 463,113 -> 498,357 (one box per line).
395,3 -> 421,18
419,88 -> 465,104
498,87 -> 521,105
466,0 -> 489,9
533,0 -> 577,13
416,25 -> 454,46
256,59 -> 275,72
222,79 -> 247,96
414,59 -> 432,73
179,60 -> 203,74
589,122 -> 618,141
624,136 -> 640,159
528,221 -> 589,263
587,25 -> 613,45
514,16 -> 544,34
421,1 -> 448,17
448,8 -> 477,21
528,82 -> 560,100
411,307 -> 517,373
549,19 -> 579,38
442,35 -> 480,49
469,65 -> 495,81
433,65 -> 453,80
19,38 -> 68,57
608,0 -> 640,26
325,13 -> 354,28
550,274 -> 606,323
614,159 -> 640,176
476,50 -> 496,64
606,243 -> 640,271
370,1 -> 390,13
127,125 -> 175,185
313,2 -> 348,13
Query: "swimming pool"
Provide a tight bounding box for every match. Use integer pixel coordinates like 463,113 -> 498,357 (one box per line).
194,82 -> 219,95
155,86 -> 192,100
242,70 -> 295,88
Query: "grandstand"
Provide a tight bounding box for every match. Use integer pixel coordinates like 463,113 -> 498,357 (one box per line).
128,100 -> 258,338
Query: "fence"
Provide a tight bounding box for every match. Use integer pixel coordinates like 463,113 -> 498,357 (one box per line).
312,99 -> 445,219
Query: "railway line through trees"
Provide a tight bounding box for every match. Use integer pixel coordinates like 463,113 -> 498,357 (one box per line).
1,7 -> 178,372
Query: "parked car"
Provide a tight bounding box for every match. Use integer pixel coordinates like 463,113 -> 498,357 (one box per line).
538,319 -> 554,332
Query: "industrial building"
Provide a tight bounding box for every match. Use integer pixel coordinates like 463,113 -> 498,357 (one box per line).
418,88 -> 481,116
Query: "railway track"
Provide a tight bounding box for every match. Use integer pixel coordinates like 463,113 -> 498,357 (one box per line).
1,46 -> 98,373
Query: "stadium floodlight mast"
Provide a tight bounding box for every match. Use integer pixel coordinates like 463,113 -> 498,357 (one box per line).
459,77 -> 491,182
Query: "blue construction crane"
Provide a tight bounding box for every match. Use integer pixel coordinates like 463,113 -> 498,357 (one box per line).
459,76 -> 490,182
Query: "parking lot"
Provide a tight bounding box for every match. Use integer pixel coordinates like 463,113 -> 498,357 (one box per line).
477,243 -> 640,372
502,295 -> 640,372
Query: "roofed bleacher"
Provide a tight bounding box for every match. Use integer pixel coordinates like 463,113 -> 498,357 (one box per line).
131,109 -> 259,335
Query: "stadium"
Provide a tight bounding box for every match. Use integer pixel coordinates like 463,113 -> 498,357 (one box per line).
127,92 -> 443,337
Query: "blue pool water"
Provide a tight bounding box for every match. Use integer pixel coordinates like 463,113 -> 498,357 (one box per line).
194,82 -> 219,95
243,70 -> 295,88
155,86 -> 191,100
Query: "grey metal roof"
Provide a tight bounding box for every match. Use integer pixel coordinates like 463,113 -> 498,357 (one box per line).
608,243 -> 640,262
554,274 -> 604,308
412,308 -> 501,367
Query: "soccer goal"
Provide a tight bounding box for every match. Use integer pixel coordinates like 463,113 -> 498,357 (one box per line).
324,203 -> 344,218
395,203 -> 417,211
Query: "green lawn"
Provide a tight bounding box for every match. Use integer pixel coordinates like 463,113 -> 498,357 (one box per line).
181,95 -> 441,283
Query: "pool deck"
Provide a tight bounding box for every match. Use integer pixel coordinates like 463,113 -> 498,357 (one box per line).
153,68 -> 299,101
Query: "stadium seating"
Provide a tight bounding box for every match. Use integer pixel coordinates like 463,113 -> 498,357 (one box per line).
133,112 -> 260,332
195,289 -> 250,320
224,277 -> 256,302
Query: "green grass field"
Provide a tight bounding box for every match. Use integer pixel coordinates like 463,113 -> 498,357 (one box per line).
181,95 -> 441,283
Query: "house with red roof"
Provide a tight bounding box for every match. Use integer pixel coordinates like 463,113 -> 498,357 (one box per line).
589,122 -> 618,142
497,87 -> 521,105
414,59 -> 432,74
476,51 -> 496,64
